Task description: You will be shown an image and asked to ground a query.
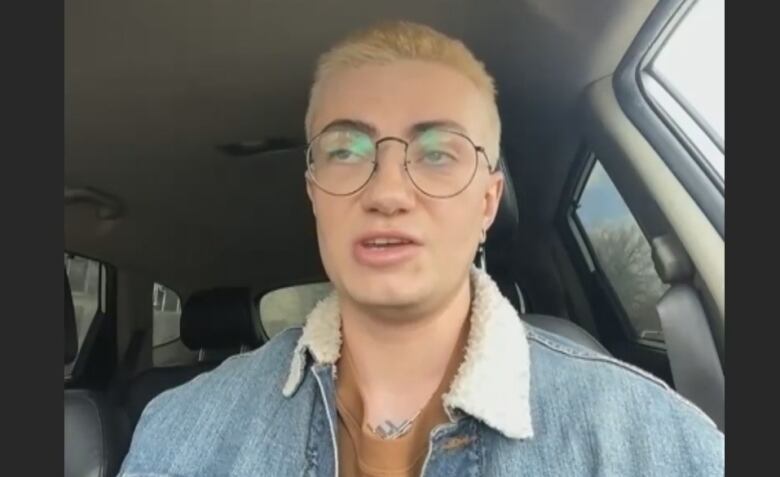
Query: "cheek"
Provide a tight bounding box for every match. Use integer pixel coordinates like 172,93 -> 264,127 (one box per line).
314,205 -> 337,239
312,195 -> 352,253
428,197 -> 483,249
311,200 -> 347,282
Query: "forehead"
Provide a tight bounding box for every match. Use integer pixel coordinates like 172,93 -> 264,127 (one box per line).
310,60 -> 489,140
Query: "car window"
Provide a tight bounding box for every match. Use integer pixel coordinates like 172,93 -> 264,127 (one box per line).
65,253 -> 105,375
643,0 -> 724,180
259,282 -> 333,338
573,160 -> 669,343
153,283 -> 182,346
152,283 -> 188,366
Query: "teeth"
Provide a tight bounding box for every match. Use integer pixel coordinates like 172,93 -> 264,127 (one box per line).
365,238 -> 410,246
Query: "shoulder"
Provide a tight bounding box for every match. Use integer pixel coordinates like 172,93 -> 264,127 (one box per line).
119,328 -> 307,475
524,327 -> 723,474
526,327 -> 710,420
145,327 -> 302,412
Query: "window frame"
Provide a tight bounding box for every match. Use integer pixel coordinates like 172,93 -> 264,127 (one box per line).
613,0 -> 724,236
643,67 -> 723,153
64,251 -> 114,382
152,282 -> 184,349
637,0 -> 724,190
64,253 -> 107,331
566,154 -> 668,350
65,255 -> 90,294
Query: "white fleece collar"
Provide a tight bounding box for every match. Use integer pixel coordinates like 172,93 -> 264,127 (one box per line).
282,266 -> 533,440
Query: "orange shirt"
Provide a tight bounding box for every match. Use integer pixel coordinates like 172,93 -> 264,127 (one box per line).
335,323 -> 468,477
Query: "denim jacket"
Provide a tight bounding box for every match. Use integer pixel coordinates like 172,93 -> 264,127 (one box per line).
119,267 -> 724,476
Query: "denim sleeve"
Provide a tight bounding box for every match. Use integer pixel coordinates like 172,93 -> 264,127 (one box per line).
117,328 -> 304,477
525,331 -> 725,476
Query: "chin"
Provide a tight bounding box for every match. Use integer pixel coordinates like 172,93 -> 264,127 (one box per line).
344,266 -> 430,309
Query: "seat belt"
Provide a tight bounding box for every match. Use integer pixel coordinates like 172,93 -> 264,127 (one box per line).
656,285 -> 724,430
652,235 -> 724,431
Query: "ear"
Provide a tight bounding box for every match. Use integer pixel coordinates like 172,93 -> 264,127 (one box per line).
305,175 -> 317,217
482,171 -> 504,232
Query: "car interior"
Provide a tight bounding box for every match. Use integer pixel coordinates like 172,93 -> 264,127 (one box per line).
64,1 -> 725,476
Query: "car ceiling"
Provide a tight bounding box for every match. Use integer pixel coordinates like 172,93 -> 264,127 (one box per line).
65,0 -> 657,297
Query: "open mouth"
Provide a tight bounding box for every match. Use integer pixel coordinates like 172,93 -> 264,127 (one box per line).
361,238 -> 415,249
353,234 -> 422,267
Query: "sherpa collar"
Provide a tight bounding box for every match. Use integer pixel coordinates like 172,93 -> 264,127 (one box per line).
281,265 -> 533,440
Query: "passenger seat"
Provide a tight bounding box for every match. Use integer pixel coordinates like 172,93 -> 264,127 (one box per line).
485,159 -> 611,356
65,272 -> 130,477
123,287 -> 263,428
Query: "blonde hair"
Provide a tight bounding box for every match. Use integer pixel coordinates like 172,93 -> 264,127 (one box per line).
305,21 -> 501,162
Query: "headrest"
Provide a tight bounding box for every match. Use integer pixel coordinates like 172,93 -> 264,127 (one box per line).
180,287 -> 263,350
65,271 -> 78,364
651,235 -> 694,284
485,158 -> 520,264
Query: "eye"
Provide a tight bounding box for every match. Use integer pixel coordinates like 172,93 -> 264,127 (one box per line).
327,148 -> 365,163
421,150 -> 455,165
331,149 -> 353,160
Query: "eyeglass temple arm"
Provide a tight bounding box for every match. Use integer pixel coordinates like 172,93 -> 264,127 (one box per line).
479,147 -> 503,174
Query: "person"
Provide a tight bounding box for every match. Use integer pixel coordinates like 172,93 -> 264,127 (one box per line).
119,21 -> 724,477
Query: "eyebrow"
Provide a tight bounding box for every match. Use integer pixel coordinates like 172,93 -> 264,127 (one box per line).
409,120 -> 468,136
320,119 -> 378,136
318,119 -> 470,139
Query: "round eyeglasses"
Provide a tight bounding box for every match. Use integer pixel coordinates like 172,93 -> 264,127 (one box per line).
305,128 -> 497,198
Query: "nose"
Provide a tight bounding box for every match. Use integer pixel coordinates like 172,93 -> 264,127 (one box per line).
360,138 -> 416,216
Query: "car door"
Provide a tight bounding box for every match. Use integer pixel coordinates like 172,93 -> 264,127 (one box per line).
553,0 -> 724,430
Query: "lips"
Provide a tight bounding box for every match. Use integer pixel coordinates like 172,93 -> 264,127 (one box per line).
362,237 -> 414,248
353,231 -> 422,267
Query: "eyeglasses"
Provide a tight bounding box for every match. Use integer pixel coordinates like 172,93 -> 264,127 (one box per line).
305,128 -> 497,198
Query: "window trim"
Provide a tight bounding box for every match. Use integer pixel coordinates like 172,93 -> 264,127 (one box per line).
65,254 -> 91,295
566,154 -> 668,349
636,0 -> 725,189
64,251 -> 114,382
64,252 -> 107,320
569,205 -> 637,342
570,213 -> 668,351
640,74 -> 724,184
644,65 -> 724,152
613,0 -> 724,236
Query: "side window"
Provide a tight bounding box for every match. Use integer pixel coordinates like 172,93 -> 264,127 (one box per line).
573,160 -> 669,343
65,253 -> 105,375
642,0 -> 724,181
65,253 -> 104,350
152,283 -> 188,366
259,282 -> 333,339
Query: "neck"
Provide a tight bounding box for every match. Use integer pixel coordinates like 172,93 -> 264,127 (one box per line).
339,275 -> 472,424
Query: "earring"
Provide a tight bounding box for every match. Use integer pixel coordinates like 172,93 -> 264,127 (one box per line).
478,228 -> 487,270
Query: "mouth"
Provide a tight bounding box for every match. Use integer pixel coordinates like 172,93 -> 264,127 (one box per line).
353,232 -> 422,267
361,237 -> 416,248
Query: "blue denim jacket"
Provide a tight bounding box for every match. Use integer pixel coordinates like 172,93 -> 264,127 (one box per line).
119,267 -> 724,476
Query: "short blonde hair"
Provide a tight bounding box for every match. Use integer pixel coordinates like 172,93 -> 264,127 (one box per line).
305,21 -> 501,162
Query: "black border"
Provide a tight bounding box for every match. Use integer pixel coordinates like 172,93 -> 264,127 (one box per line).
725,0 -> 767,471
3,1 -> 63,475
